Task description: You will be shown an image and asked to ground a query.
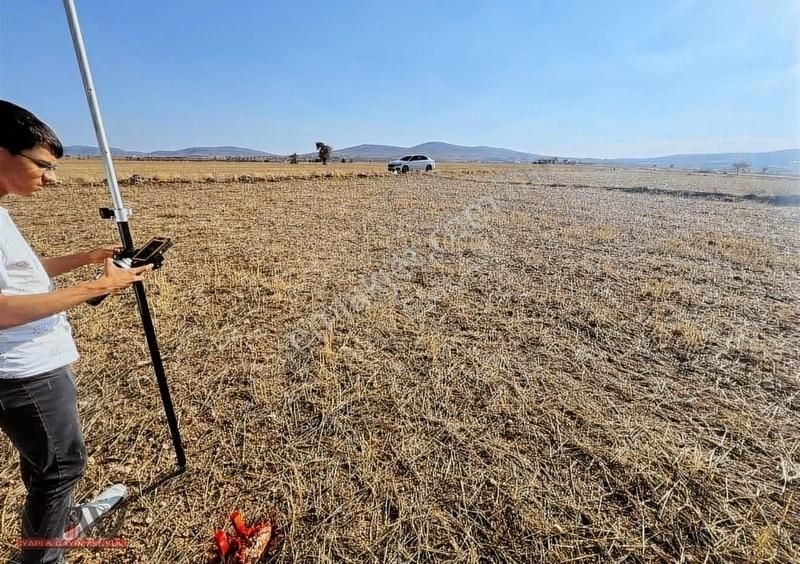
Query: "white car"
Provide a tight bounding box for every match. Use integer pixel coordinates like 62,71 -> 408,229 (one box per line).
388,154 -> 436,173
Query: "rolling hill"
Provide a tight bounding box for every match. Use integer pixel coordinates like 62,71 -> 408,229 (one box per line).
64,143 -> 799,173
64,145 -> 276,158
332,142 -> 549,162
598,149 -> 800,173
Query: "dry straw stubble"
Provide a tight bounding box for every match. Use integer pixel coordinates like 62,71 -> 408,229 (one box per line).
0,165 -> 798,562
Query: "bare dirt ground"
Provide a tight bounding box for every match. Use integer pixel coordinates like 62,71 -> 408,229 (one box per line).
0,165 -> 798,563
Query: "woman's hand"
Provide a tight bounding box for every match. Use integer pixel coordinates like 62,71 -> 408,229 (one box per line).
88,259 -> 153,295
83,245 -> 123,265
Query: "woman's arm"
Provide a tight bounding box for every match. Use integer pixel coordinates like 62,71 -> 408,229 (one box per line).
0,259 -> 152,329
40,245 -> 120,277
40,252 -> 90,277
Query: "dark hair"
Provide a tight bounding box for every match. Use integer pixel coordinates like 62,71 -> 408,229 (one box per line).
0,100 -> 63,158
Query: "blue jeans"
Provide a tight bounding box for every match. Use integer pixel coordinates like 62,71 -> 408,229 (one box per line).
0,366 -> 86,564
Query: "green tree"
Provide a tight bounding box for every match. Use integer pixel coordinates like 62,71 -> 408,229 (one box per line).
315,142 -> 332,165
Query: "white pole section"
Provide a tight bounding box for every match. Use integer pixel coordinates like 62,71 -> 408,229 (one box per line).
62,0 -> 131,223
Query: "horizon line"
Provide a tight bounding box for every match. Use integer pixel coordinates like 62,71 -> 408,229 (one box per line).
61,142 -> 800,162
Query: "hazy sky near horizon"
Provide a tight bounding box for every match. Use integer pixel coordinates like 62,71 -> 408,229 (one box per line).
1,0 -> 798,158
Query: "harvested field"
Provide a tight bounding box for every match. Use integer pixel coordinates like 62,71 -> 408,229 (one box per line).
56,159 -> 800,199
0,166 -> 798,563
56,159 -> 503,185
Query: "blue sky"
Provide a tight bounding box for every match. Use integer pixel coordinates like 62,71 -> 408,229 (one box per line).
1,0 -> 798,158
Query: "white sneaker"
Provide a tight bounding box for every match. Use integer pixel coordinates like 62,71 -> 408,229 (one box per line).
64,483 -> 127,540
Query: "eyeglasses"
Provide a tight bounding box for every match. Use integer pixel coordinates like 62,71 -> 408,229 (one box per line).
18,152 -> 58,172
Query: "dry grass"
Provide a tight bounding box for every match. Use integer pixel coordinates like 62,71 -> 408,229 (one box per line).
54,159 -> 506,185
0,166 -> 798,563
55,159 -> 800,198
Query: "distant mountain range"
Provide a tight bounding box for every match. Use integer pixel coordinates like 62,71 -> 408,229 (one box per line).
586,149 -> 800,173
330,142 -> 549,163
64,142 -> 800,173
65,145 -> 277,158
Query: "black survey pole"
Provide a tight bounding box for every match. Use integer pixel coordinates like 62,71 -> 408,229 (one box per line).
62,0 -> 186,471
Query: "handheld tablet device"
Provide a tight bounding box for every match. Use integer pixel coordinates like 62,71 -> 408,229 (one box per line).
86,237 -> 173,306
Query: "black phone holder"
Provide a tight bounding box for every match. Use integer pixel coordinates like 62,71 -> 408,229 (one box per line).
115,238 -> 172,270
86,235 -> 173,306
98,208 -> 172,268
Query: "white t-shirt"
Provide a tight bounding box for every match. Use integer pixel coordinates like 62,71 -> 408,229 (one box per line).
0,207 -> 79,378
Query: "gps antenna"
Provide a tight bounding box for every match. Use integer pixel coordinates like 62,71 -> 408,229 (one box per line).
62,0 -> 187,471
